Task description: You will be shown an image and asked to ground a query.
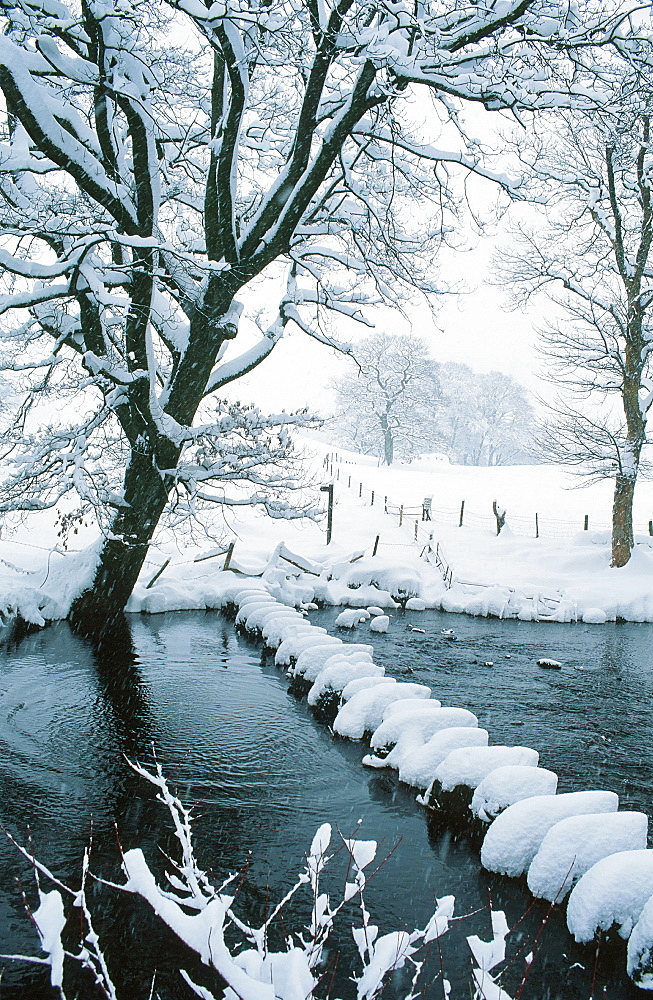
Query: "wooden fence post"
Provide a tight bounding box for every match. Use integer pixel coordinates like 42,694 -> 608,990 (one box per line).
348,475 -> 351,488
492,500 -> 506,535
371,490 -> 374,505
359,483 -> 362,498
399,504 -> 403,526
535,513 -> 539,538
372,534 -> 380,556
320,484 -> 334,544
584,514 -> 589,531
649,520 -> 653,536
145,558 -> 170,589
222,541 -> 235,571
414,520 -> 418,540
459,500 -> 465,527
384,496 -> 387,512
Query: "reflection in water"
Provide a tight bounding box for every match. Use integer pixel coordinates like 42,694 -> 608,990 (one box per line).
89,614 -> 153,755
0,609 -> 651,999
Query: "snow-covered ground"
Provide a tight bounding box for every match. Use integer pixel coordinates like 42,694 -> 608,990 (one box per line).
1,438 -> 652,625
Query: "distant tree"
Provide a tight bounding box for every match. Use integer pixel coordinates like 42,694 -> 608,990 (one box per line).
500,102 -> 653,566
330,334 -> 440,464
434,363 -> 535,466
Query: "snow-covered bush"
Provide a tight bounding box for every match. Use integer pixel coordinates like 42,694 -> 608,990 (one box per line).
3,759 -> 521,1000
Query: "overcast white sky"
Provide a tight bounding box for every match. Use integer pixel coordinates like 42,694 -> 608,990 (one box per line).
225,222 -> 545,417
223,101 -> 548,417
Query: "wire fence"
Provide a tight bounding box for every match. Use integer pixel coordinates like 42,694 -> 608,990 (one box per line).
323,452 -> 653,542
324,460 -> 455,587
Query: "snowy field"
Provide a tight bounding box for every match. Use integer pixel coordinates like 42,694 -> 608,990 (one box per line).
1,436 -> 652,626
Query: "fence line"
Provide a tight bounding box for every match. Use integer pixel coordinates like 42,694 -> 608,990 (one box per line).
323,452 -> 653,542
335,470 -> 455,588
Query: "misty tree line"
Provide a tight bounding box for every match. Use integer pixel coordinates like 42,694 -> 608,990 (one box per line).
0,0 -> 651,634
328,334 -> 535,467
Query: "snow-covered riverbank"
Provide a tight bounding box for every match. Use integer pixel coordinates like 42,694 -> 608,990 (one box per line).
0,439 -> 652,625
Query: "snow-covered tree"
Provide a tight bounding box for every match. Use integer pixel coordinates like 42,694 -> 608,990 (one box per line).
434,364 -> 535,466
330,334 -> 440,464
0,0 -> 646,631
500,102 -> 653,566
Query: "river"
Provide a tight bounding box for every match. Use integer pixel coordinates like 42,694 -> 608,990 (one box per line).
0,608 -> 651,998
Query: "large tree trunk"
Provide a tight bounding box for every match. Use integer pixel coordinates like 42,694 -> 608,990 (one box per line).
69,448 -> 178,637
69,274 -> 240,638
380,413 -> 394,465
611,473 -> 636,568
383,430 -> 394,466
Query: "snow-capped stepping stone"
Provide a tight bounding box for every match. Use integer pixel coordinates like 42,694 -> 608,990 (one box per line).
527,811 -> 648,902
405,598 -> 426,611
367,606 -> 385,616
369,615 -> 389,633
583,608 -> 608,624
402,728 -> 489,790
341,675 -> 395,701
307,660 -> 385,707
627,893 -> 653,988
371,705 -> 472,754
275,630 -> 337,665
243,604 -> 291,631
481,790 -> 619,878
291,643 -> 373,681
262,615 -> 309,647
434,746 -> 538,794
471,765 -> 558,824
335,609 -> 370,628
567,850 -> 653,943
333,683 -> 431,739
537,658 -> 562,669
235,599 -> 278,625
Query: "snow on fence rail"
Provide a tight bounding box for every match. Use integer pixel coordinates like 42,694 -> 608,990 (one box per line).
323,453 -> 653,542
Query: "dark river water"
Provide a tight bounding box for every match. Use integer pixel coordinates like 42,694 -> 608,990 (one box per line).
0,608 -> 652,999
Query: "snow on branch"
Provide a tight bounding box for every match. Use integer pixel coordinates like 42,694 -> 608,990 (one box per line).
2,757 -> 521,999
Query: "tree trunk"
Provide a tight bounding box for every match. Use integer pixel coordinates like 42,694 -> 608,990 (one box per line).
383,429 -> 394,465
69,447 -> 178,637
611,473 -> 636,567
69,275 -> 240,638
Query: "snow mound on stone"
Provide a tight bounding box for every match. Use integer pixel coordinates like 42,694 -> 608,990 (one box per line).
370,705 -> 472,753
335,609 -> 369,628
333,683 -> 431,740
471,765 -> 558,823
527,811 -> 648,902
363,729 -> 426,771
262,615 -> 309,647
435,746 -> 538,793
369,615 -> 389,633
242,603 -> 290,631
567,850 -> 653,943
341,676 -> 395,701
291,643 -> 373,681
400,728 -> 490,790
275,629 -> 337,665
627,892 -> 653,988
307,661 -> 384,706
583,608 -> 608,624
405,598 -> 426,611
234,598 -> 278,625
481,790 -> 619,878
336,560 -> 421,601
